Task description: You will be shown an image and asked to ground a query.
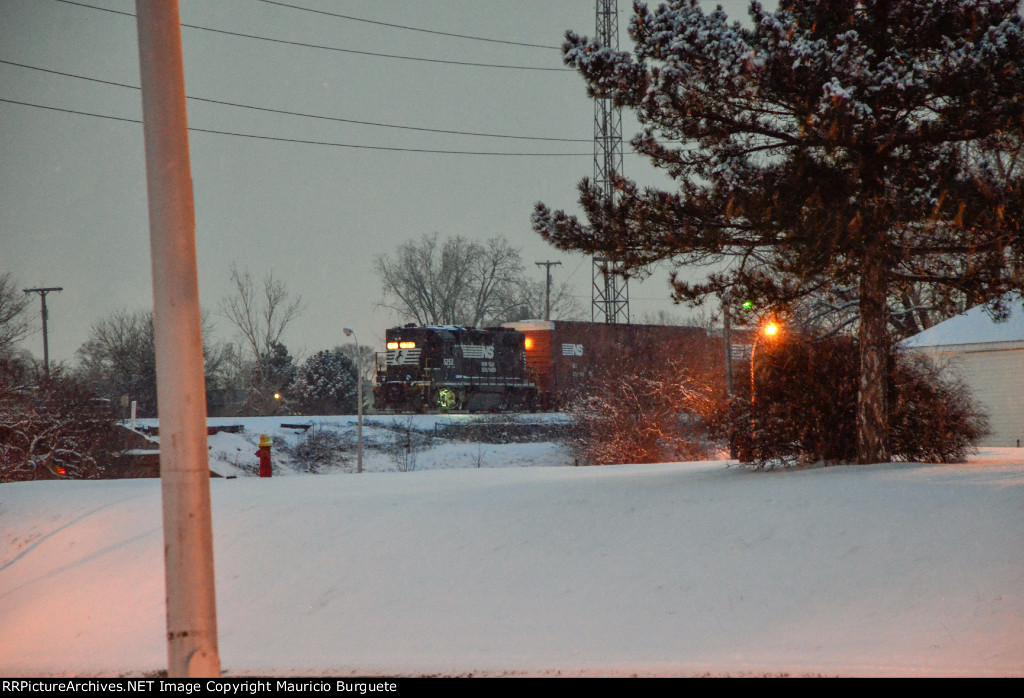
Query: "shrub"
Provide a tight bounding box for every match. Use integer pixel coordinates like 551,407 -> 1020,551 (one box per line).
563,341 -> 718,465
888,353 -> 990,463
285,429 -> 353,473
0,367 -> 128,481
383,417 -> 430,472
718,333 -> 989,467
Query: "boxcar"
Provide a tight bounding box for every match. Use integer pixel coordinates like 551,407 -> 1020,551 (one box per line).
502,320 -> 731,409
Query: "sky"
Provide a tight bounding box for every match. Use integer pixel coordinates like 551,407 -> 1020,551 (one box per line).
2,415 -> 1022,677
0,0 -> 771,366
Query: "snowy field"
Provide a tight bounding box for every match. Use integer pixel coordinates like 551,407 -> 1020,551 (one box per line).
192,413 -> 577,476
1,414 -> 1022,677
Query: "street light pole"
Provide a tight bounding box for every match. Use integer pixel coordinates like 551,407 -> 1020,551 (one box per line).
749,321 -> 780,461
343,327 -> 363,474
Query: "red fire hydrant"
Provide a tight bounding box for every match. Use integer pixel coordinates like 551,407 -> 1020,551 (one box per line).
257,434 -> 273,478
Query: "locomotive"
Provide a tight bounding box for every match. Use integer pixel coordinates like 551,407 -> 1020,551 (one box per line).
374,320 -> 733,413
373,324 -> 537,412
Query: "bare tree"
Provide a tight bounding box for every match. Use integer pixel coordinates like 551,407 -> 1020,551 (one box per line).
376,233 -> 581,327
0,272 -> 33,356
375,233 -> 479,326
461,237 -> 525,326
75,309 -> 230,418
501,278 -> 582,323
219,265 -> 305,410
336,342 -> 376,383
77,310 -> 157,416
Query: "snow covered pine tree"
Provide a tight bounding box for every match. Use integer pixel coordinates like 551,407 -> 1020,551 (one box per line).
293,348 -> 358,415
533,0 -> 1024,463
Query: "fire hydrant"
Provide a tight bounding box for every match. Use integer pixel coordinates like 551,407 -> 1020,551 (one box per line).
257,433 -> 273,478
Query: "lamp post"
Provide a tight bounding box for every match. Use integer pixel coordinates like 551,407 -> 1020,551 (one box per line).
343,326 -> 363,474
749,320 -> 780,461
750,321 -> 779,402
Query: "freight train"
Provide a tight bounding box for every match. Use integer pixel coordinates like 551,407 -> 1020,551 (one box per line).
373,320 -> 735,413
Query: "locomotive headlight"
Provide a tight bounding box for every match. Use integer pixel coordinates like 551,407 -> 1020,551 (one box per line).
386,342 -> 399,350
399,341 -> 416,349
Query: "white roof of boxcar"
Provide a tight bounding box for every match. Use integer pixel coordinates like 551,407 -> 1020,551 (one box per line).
502,320 -> 555,332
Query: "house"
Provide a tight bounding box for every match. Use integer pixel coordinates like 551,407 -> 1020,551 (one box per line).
901,296 -> 1024,448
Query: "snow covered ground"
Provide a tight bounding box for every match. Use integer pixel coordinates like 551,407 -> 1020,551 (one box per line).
1,415 -> 1022,677
194,413 -> 577,476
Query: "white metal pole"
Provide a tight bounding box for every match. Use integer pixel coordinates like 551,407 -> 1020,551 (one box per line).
344,327 -> 364,473
356,339 -> 363,474
136,0 -> 220,678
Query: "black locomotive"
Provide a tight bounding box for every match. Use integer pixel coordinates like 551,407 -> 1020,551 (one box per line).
373,324 -> 537,412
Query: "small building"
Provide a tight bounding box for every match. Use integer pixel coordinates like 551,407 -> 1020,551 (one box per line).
901,297 -> 1024,448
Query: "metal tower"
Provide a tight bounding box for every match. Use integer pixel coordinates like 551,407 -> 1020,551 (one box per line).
591,0 -> 629,324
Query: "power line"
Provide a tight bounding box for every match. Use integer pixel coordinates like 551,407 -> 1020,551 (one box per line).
55,0 -> 571,72
0,59 -> 591,143
256,0 -> 562,51
0,97 -> 592,156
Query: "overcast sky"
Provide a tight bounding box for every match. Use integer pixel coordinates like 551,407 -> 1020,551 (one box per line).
2,0 -> 770,364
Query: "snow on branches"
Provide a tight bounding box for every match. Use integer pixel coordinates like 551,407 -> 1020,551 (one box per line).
563,339 -> 717,465
0,376 -> 122,481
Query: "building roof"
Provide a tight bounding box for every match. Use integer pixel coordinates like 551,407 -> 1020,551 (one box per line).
901,294 -> 1024,348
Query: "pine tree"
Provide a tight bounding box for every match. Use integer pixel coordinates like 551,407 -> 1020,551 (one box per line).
293,348 -> 358,416
533,0 -> 1024,463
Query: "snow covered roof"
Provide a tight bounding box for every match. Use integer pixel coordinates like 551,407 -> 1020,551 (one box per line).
901,294 -> 1024,348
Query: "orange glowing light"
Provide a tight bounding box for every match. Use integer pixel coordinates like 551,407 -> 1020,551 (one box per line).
524,337 -> 534,350
763,323 -> 779,337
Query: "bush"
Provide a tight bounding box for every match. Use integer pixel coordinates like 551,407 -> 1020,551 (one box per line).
563,341 -> 718,465
285,429 -> 352,473
0,366 -> 128,481
717,333 -> 989,467
381,417 -> 430,472
888,353 -> 990,463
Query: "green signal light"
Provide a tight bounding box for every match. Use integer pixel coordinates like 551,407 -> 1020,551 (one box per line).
742,300 -> 754,310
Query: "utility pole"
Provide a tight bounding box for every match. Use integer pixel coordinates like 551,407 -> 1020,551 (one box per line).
535,261 -> 562,321
136,0 -> 220,678
591,0 -> 629,324
22,286 -> 62,380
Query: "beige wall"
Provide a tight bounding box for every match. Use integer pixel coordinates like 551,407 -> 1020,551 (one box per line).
907,342 -> 1024,448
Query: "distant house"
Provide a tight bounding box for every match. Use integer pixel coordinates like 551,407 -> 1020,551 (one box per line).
901,296 -> 1024,448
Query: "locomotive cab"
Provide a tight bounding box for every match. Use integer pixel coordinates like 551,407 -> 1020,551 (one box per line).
373,325 -> 537,412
